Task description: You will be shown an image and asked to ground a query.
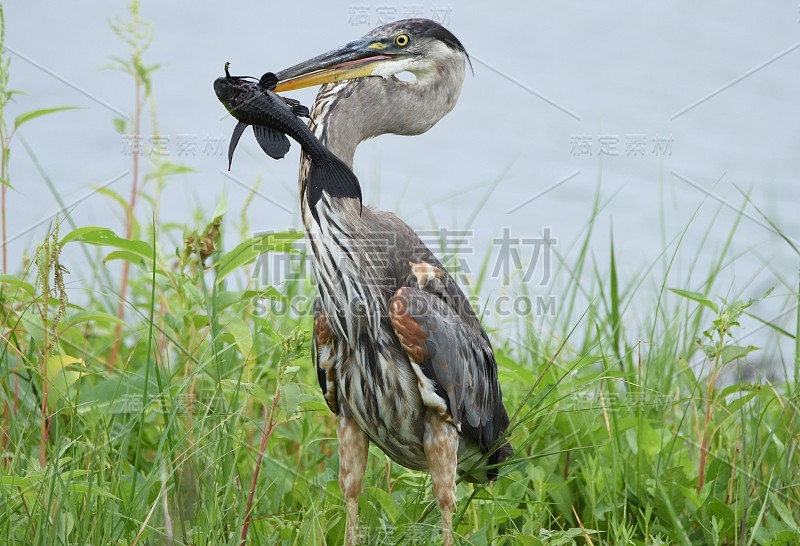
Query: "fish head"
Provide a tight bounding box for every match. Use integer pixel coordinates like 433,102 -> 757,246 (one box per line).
214,73 -> 261,121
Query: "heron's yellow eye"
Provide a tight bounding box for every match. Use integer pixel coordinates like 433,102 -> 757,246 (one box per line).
395,33 -> 410,47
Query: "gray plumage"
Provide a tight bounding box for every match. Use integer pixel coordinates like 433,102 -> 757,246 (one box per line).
284,19 -> 512,482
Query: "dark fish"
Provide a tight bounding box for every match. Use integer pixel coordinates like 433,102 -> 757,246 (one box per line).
214,63 -> 361,223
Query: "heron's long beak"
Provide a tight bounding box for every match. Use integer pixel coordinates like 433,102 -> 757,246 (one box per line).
274,38 -> 396,92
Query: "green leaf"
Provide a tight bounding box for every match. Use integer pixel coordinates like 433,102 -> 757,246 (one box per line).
717,391 -> 759,429
64,482 -> 119,500
144,161 -> 194,182
224,316 -> 254,364
770,492 -> 799,531
280,382 -> 318,417
61,226 -> 153,259
14,106 -> 79,130
0,274 -> 36,298
229,380 -> 273,406
93,187 -> 129,212
216,288 -> 287,310
112,117 -> 127,134
76,374 -> 149,414
669,288 -> 719,314
63,310 -> 126,330
19,311 -> 46,345
46,354 -> 83,409
103,249 -> 152,269
0,475 -> 40,489
719,344 -> 758,364
212,191 -> 227,219
215,230 -> 302,284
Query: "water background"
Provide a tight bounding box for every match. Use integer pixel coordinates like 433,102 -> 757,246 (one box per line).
5,2 -> 800,370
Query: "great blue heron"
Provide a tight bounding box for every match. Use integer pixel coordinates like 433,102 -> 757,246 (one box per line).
273,19 -> 512,545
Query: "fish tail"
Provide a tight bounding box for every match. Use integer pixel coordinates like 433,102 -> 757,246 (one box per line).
307,152 -> 362,224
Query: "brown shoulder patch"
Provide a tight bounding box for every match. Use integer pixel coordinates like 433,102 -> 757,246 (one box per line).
315,313 -> 333,346
390,288 -> 429,364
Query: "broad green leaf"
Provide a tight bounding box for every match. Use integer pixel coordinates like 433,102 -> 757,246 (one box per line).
215,230 -> 302,283
669,288 -> 719,314
64,310 -> 126,330
61,226 -> 153,258
19,311 -> 46,345
46,354 -> 83,409
224,316 -> 253,364
0,274 -> 36,298
0,475 -> 40,489
45,354 -> 82,381
514,535 -> 544,546
14,106 -> 79,129
76,373 -> 157,414
219,379 -> 272,407
366,487 -> 400,521
103,249 -> 152,269
718,391 -> 759,428
770,492 -> 799,531
720,344 -> 758,364
216,288 -> 287,310
280,382 -> 318,417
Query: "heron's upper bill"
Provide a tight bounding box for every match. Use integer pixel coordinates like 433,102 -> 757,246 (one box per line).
274,38 -> 400,92
274,18 -> 469,92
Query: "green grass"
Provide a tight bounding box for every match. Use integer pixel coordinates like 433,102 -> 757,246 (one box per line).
2,4 -> 800,545
3,190 -> 799,546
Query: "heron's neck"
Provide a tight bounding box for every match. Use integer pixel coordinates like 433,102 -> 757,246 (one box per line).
309,52 -> 466,168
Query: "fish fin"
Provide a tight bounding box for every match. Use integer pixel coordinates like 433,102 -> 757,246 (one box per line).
307,153 -> 362,226
282,97 -> 310,118
252,125 -> 291,159
259,72 -> 278,91
291,104 -> 310,118
228,121 -> 248,170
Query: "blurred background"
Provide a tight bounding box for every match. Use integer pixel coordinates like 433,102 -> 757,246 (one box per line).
4,1 -> 799,374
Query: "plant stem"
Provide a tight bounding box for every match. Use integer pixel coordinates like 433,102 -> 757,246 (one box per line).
241,385 -> 281,545
2,183 -> 6,274
110,78 -> 142,367
38,239 -> 51,467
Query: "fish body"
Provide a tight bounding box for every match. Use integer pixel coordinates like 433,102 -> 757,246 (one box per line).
214,65 -> 361,222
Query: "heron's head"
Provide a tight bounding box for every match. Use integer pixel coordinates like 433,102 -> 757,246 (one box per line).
274,18 -> 470,93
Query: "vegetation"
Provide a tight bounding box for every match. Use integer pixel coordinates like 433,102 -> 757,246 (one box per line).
1,3 -> 798,545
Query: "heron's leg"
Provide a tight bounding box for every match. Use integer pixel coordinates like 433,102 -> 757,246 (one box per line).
423,410 -> 458,546
338,414 -> 369,546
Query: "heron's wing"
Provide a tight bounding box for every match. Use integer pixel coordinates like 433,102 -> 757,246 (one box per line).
389,286 -> 510,461
312,297 -> 338,414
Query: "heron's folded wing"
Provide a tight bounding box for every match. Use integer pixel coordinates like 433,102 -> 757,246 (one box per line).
389,287 -> 507,451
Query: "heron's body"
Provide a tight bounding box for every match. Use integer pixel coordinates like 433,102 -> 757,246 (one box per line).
305,193 -> 489,473
261,19 -> 511,545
